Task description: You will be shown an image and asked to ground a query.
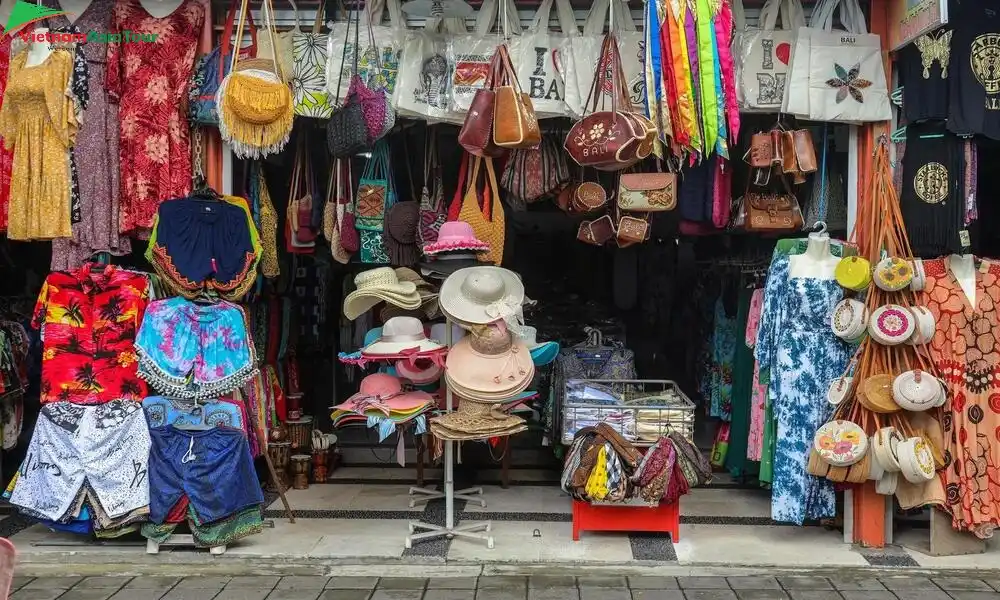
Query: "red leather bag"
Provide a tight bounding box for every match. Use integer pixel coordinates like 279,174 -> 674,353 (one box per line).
458,51 -> 505,158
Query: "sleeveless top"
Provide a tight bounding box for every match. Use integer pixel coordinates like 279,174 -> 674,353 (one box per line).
900,122 -> 966,258
899,28 -> 952,123
947,0 -> 1000,138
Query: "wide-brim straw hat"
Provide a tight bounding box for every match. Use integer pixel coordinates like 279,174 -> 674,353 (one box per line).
419,253 -> 483,281
430,401 -> 527,441
379,292 -> 441,322
440,266 -> 525,326
363,316 -> 445,356
395,357 -> 443,385
344,267 -> 422,320
444,326 -> 534,400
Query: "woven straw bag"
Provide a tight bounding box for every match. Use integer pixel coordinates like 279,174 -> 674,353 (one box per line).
459,156 -> 505,265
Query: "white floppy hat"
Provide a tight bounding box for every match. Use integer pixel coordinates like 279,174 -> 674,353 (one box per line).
439,266 -> 525,326
343,267 -> 422,321
363,316 -> 445,356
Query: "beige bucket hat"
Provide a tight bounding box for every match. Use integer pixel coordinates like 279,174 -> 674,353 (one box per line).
343,267 -> 422,321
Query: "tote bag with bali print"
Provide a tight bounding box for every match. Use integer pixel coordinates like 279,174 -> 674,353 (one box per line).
509,0 -> 579,119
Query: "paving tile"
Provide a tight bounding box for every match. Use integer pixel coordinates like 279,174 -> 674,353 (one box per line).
529,588 -> 580,600
319,592 -> 373,600
264,592 -> 322,600
326,579 -> 379,591
478,577 -> 527,590
986,582 -> 1000,594
11,577 -> 33,592
24,577 -> 82,590
529,577 -> 577,589
424,591 -> 477,600
778,579 -> 833,591
727,578 -> 781,590
630,591 -> 684,600
838,593 -> 895,600
428,578 -> 479,590
476,591 -> 525,600
377,579 -> 427,591
683,591 -> 738,600
785,592 -> 841,600
109,591 -> 169,600
370,591 -> 423,600
734,592 -> 789,600
57,591 -> 124,600
877,578 -> 938,592
933,580 -> 994,592
578,576 -> 627,588
580,589 -> 630,600
10,590 -> 66,600
948,594 -> 1000,600
215,591 -> 271,600
678,578 -> 730,590
627,578 -> 679,591
77,577 -> 132,590
174,578 -> 232,590
124,577 -> 183,590
278,579 -> 331,590
228,578 -> 282,591
161,590 -> 224,600
882,594 -> 950,600
828,580 -> 885,592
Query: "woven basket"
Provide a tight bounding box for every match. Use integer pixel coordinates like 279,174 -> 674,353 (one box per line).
859,374 -> 901,413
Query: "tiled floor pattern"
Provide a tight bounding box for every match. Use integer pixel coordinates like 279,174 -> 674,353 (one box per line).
9,574 -> 1000,600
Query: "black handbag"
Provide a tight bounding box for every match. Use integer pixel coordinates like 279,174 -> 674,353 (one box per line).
327,97 -> 369,157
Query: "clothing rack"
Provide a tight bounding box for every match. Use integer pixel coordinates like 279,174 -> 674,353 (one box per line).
404,319 -> 493,549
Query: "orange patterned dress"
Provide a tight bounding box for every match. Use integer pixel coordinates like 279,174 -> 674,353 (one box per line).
923,257 -> 1000,538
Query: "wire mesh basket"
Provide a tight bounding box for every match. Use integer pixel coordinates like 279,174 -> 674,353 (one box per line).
560,379 -> 695,447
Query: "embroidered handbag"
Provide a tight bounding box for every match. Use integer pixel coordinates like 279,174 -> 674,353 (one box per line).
577,215 -> 615,246
356,140 -> 395,263
501,135 -> 570,207
616,172 -> 677,212
189,0 -> 257,125
458,156 -> 506,265
492,43 -> 542,149
571,181 -> 607,214
740,171 -> 804,233
418,134 -> 446,245
615,214 -> 650,247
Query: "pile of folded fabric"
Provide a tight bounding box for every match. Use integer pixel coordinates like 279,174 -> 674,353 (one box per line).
561,423 -> 712,505
330,373 -> 435,442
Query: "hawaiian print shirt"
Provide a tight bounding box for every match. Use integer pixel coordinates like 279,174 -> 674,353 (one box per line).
32,264 -> 150,404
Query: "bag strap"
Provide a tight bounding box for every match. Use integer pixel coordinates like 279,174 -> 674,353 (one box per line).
313,0 -> 326,33
287,0 -> 303,32
758,0 -> 783,31
783,0 -> 807,29
424,133 -> 435,187
219,0 -> 256,81
731,0 -> 746,31
290,135 -> 305,200
261,0 -> 285,79
553,0 -> 579,35
530,0 -> 556,33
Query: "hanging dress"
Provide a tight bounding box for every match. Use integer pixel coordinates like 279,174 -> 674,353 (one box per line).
923,257 -> 1000,539
0,36 -> 15,232
755,255 -> 851,524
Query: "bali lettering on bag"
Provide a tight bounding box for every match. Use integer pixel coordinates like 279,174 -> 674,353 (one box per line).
528,46 -> 562,102
755,37 -> 789,106
453,50 -> 494,99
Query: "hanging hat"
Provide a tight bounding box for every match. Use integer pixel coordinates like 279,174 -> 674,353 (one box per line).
333,373 -> 434,416
395,357 -> 443,385
380,267 -> 441,321
343,267 -> 422,320
440,266 -> 525,328
423,221 -> 490,256
395,267 -> 435,289
518,327 -> 560,367
363,316 -> 445,356
384,202 -> 422,267
430,401 -> 527,441
445,325 -> 534,401
419,253 -> 483,281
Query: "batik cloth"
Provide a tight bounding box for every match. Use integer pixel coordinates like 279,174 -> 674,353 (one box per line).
147,425 -> 264,524
9,400 -> 151,521
135,298 -> 258,400
143,396 -> 244,430
141,499 -> 264,547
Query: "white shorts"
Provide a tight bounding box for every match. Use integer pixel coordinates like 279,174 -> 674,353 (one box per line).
10,401 -> 151,521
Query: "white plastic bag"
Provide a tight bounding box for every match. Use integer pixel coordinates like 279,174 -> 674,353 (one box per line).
326,0 -> 406,103
448,0 -> 521,114
736,0 -> 806,112
509,0 -> 578,118
394,17 -> 468,123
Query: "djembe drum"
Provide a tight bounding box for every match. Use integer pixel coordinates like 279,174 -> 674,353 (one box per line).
290,454 -> 310,490
268,441 -> 291,491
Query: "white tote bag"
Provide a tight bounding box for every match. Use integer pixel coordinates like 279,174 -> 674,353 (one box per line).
806,0 -> 891,122
326,0 -> 406,102
394,17 -> 468,123
509,0 -> 578,118
736,0 -> 806,112
782,0 -> 841,117
448,0 -> 521,114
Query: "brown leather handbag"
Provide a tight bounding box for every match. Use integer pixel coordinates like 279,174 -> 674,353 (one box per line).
748,133 -> 772,168
564,34 -> 645,171
459,51 -> 504,157
577,215 -> 615,246
794,129 -> 818,173
616,172 -> 677,212
616,214 -> 649,247
572,181 -> 607,213
493,44 -> 541,150
742,174 -> 804,233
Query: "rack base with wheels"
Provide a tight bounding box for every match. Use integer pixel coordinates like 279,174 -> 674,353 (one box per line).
571,498 -> 680,541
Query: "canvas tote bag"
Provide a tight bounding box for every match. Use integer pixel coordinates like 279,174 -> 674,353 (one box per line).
782,0 -> 840,117
735,0 -> 805,112
509,0 -> 578,118
805,0 -> 890,123
394,17 -> 468,123
326,0 -> 405,103
448,0 -> 521,115
292,2 -> 334,117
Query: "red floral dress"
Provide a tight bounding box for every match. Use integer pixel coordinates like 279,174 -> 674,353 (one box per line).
923,258 -> 1000,539
32,264 -> 150,404
106,0 -> 204,236
0,36 -> 15,231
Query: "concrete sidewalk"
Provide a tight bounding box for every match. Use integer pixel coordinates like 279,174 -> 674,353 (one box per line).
10,574 -> 1000,600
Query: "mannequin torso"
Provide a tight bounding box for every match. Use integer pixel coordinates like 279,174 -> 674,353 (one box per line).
138,0 -> 184,18
788,234 -> 839,280
58,0 -> 93,22
949,254 -> 977,308
24,28 -> 53,67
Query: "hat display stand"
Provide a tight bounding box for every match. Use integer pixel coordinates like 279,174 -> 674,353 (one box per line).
405,318 -> 494,549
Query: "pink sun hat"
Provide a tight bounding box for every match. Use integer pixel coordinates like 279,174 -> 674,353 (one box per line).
423,221 -> 490,256
332,373 -> 434,416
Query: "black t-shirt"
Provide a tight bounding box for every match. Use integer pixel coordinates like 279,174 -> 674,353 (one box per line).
947,0 -> 1000,139
899,29 -> 952,123
901,121 -> 966,258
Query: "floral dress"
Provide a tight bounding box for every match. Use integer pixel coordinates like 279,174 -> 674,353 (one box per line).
746,288 -> 767,461
106,0 -> 205,236
710,296 -> 737,421
0,36 -> 14,231
923,258 -> 1000,539
755,255 -> 851,525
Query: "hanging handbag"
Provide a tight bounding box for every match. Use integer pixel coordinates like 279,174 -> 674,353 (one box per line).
501,134 -> 571,207
458,156 -> 506,265
189,0 -> 257,125
292,1 -> 334,117
339,159 -> 360,252
493,43 -> 542,149
459,50 -> 504,157
740,171 -> 805,233
325,157 -> 353,264
577,215 -> 615,246
356,140 -> 395,263
418,133 -> 447,244
616,164 -> 677,212
327,9 -> 373,157
286,136 -> 316,254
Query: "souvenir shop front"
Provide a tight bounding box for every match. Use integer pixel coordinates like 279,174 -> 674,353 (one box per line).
0,0 -> 996,560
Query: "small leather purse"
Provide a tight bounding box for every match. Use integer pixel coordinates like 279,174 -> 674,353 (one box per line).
616,172 -> 677,212
572,181 -> 608,213
781,131 -> 798,174
769,130 -> 784,167
616,214 -> 649,247
577,215 -> 615,246
748,133 -> 772,168
794,129 -> 818,173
